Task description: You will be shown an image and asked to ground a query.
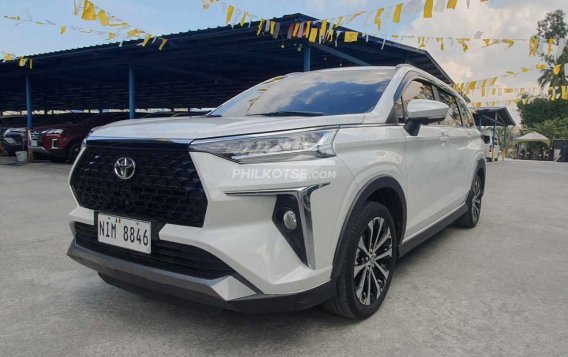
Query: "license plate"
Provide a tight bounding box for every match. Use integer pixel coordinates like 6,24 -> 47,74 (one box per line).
97,213 -> 151,254
31,140 -> 38,146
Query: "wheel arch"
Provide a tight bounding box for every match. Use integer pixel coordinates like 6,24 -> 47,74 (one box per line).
475,158 -> 486,194
331,175 -> 406,279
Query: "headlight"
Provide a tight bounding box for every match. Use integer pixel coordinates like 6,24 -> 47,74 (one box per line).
46,129 -> 64,135
189,128 -> 338,164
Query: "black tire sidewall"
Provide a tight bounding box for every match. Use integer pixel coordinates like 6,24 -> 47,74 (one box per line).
340,202 -> 397,319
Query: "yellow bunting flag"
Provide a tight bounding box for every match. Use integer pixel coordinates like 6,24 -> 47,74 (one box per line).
457,38 -> 470,52
3,54 -> 14,61
536,63 -> 547,70
562,86 -> 568,100
393,3 -> 403,23
304,21 -> 311,39
81,0 -> 97,21
270,21 -> 276,35
548,38 -> 555,56
98,10 -> 110,26
435,37 -> 445,51
239,11 -> 248,27
292,23 -> 299,37
18,58 -> 28,67
521,67 -> 529,73
320,20 -> 328,41
424,0 -> 434,18
127,28 -> 144,38
529,37 -> 539,56
447,0 -> 458,9
225,5 -> 234,24
502,39 -> 514,48
553,64 -> 562,75
344,31 -> 359,43
29,59 -> 33,69
159,38 -> 168,51
418,37 -> 426,48
374,8 -> 385,31
257,19 -> 265,35
141,34 -> 153,47
309,28 -> 318,43
107,32 -> 117,41
60,26 -> 67,34
4,15 -> 21,21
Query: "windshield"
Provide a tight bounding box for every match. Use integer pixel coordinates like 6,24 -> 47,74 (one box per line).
209,68 -> 395,117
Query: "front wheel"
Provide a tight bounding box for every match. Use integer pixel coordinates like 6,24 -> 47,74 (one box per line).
323,202 -> 396,319
456,175 -> 483,228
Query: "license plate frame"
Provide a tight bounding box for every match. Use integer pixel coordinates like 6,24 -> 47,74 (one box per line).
96,212 -> 152,254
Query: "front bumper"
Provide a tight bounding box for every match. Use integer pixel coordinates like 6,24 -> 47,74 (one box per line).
67,241 -> 335,312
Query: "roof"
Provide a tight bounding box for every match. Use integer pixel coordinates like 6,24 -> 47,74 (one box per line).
515,131 -> 550,143
0,13 -> 452,112
473,107 -> 516,127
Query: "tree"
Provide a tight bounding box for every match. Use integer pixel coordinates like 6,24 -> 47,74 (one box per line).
517,98 -> 568,127
536,10 -> 568,88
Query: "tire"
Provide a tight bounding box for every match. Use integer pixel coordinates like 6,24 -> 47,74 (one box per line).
456,175 -> 483,228
323,202 -> 396,319
67,143 -> 81,163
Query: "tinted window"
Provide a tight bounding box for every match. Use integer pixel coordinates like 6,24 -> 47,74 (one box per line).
209,69 -> 395,117
398,80 -> 435,123
457,99 -> 475,127
438,90 -> 462,127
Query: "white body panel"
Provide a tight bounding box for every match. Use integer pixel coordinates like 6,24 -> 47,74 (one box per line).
68,65 -> 485,300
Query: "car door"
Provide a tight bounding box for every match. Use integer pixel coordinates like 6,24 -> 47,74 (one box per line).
436,89 -> 470,210
398,79 -> 452,239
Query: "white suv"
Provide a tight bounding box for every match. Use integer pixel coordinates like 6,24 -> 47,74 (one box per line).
67,65 -> 485,319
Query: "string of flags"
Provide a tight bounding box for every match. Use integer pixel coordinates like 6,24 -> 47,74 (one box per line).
469,85 -> 568,107
452,63 -> 567,95
203,1 -> 565,58
74,0 -> 169,49
3,13 -> 120,42
0,50 -> 32,69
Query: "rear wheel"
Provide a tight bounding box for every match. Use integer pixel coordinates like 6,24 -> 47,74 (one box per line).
324,202 -> 396,319
456,175 -> 483,228
67,143 -> 81,163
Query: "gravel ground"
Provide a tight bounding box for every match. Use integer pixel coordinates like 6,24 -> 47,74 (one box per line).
1,157 -> 567,357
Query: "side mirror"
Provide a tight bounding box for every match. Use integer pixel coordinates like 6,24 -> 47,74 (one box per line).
404,99 -> 450,136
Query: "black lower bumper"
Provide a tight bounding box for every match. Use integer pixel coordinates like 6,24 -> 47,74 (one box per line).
67,242 -> 335,313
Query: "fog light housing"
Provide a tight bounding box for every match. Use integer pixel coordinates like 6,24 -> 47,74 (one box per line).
283,210 -> 297,230
272,195 -> 306,264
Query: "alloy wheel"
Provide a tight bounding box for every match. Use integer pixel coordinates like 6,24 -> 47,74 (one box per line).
353,217 -> 393,306
471,179 -> 482,223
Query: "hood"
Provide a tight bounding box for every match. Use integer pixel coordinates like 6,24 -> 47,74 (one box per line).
89,115 -> 366,141
10,123 -> 76,133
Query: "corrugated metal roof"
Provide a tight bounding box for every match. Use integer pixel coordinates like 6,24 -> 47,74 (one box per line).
0,13 -> 452,111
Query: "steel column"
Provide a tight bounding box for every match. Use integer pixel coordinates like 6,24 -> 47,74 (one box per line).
128,64 -> 136,119
25,74 -> 32,128
304,46 -> 311,72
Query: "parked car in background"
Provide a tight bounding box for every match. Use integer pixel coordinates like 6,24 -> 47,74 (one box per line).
481,129 -> 501,162
1,116 -> 26,155
41,112 -> 130,162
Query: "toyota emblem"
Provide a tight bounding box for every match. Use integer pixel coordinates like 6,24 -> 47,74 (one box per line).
114,157 -> 136,180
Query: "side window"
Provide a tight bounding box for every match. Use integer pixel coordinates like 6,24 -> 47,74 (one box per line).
438,90 -> 463,127
398,80 -> 435,123
457,99 -> 475,127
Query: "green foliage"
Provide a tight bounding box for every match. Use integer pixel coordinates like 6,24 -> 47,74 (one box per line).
536,10 -> 568,88
530,117 -> 568,139
517,98 -> 568,127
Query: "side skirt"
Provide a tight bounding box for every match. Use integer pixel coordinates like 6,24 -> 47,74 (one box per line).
398,204 -> 468,257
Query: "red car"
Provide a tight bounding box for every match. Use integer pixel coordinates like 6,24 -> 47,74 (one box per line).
40,112 -> 130,162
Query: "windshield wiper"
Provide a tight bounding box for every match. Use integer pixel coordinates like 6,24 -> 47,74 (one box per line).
206,114 -> 223,117
248,111 -> 326,117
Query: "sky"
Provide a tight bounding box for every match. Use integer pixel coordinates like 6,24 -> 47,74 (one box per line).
1,0 -> 567,117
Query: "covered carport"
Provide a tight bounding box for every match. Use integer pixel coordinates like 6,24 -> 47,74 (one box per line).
473,107 -> 516,160
0,13 -> 451,129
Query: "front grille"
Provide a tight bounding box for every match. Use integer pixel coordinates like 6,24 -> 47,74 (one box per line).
74,222 -> 234,279
70,142 -> 208,227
